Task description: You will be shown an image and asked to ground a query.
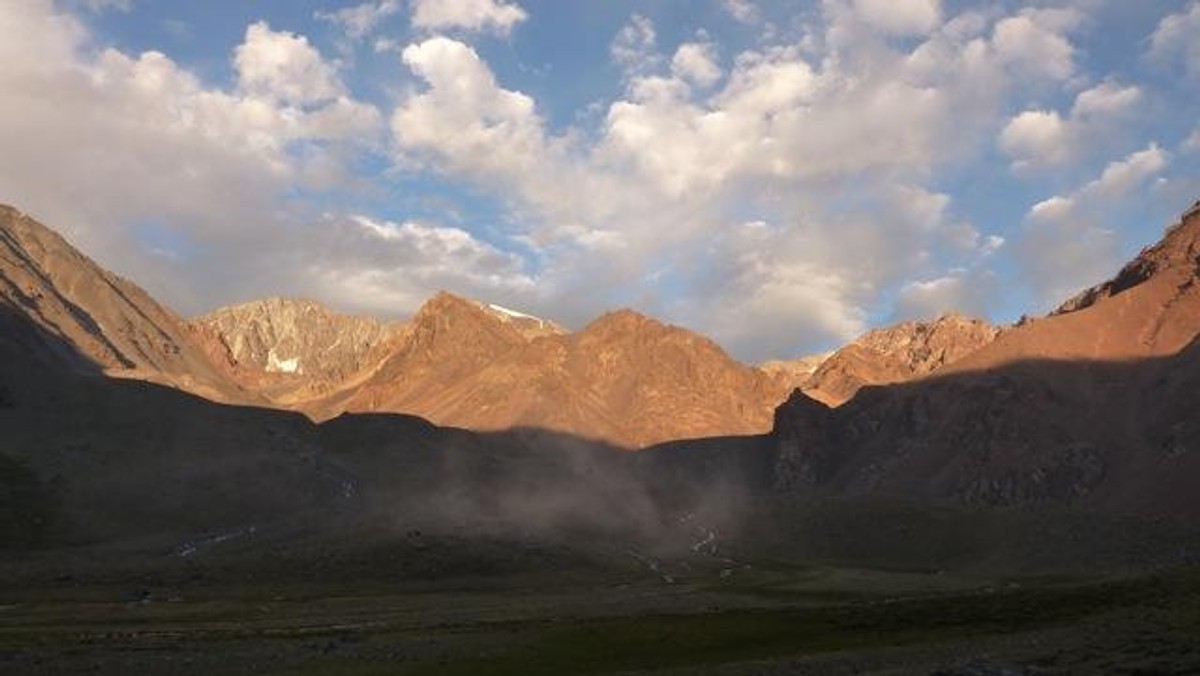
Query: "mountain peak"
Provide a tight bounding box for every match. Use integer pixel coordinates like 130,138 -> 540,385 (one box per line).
581,308 -> 663,335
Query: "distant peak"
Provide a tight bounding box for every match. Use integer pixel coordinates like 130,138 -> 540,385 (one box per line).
198,297 -> 339,322
588,308 -> 656,328
417,290 -> 479,315
412,292 -> 565,338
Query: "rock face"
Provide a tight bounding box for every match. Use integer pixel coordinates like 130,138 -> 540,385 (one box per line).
772,203 -> 1200,516
800,315 -> 1001,406
0,205 -> 243,401
193,298 -> 399,404
311,296 -> 790,448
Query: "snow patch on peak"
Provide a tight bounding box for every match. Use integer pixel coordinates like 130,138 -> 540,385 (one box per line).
477,302 -> 566,337
487,303 -> 543,324
266,349 -> 301,374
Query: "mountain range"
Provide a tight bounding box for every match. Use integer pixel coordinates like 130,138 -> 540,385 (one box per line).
2,202 -> 1005,448
3,199 -> 1200,550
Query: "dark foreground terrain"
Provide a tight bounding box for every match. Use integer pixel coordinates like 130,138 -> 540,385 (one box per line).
3,499 -> 1199,676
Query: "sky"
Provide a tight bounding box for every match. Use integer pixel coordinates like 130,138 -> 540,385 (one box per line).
0,0 -> 1198,361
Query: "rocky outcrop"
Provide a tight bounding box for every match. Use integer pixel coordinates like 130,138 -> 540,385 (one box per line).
801,314 -> 1001,405
193,298 -> 400,404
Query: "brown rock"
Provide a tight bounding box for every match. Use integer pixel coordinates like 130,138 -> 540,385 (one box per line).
802,314 -> 1000,405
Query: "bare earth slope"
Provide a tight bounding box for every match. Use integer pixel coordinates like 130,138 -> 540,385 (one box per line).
773,202 -> 1200,515
0,204 -> 244,401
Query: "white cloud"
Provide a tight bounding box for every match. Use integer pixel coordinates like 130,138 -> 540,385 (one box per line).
611,14 -> 659,74
1149,2 -> 1200,78
895,269 -> 997,321
410,0 -> 528,36
722,0 -> 759,24
1071,81 -> 1142,118
999,81 -> 1141,171
1000,110 -> 1069,168
235,22 -> 344,105
316,0 -> 401,39
852,0 -> 941,37
671,42 -> 721,88
309,215 -> 534,315
1019,145 -> 1170,305
1085,144 -> 1168,199
991,8 -> 1081,81
392,37 -> 550,188
1184,127 -> 1200,154
0,0 -> 384,315
81,0 -> 131,12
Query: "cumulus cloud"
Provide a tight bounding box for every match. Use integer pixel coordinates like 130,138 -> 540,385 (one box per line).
235,22 -> 344,105
671,41 -> 722,88
0,0 -> 386,313
317,0 -> 401,39
80,0 -> 131,12
611,14 -> 660,74
851,0 -> 941,37
392,37 -> 551,191
410,0 -> 527,36
1184,127 -> 1200,154
1149,2 -> 1200,78
306,215 -> 534,315
991,7 -> 1081,81
1000,81 -> 1142,171
1019,145 -> 1169,305
722,0 -> 760,24
894,268 -> 998,321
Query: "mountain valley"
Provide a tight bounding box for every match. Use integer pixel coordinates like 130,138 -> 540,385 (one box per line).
3,200 -> 1200,675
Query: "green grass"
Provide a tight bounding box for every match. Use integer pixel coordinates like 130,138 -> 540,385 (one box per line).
5,566 -> 1197,675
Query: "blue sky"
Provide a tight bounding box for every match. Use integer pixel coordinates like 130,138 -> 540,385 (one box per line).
2,0 -> 1199,360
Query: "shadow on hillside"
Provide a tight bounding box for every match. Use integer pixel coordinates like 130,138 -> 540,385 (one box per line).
774,336 -> 1200,516
0,304 -> 103,377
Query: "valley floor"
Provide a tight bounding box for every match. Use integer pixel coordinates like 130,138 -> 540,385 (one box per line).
2,553 -> 1198,675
